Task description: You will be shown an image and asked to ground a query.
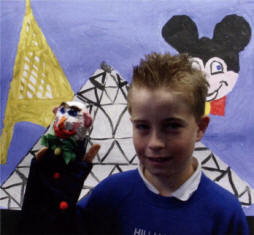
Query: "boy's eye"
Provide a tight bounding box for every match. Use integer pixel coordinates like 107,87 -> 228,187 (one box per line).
136,124 -> 149,130
134,124 -> 150,131
165,122 -> 182,131
60,107 -> 65,114
68,109 -> 78,117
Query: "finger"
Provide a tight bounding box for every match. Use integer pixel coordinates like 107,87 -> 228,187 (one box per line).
83,144 -> 100,163
36,147 -> 49,160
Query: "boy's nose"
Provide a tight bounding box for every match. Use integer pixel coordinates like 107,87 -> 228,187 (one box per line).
148,131 -> 165,151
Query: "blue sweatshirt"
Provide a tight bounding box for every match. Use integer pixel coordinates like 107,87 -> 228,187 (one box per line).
78,169 -> 249,235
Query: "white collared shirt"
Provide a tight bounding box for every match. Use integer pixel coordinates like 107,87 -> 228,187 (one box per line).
138,157 -> 202,201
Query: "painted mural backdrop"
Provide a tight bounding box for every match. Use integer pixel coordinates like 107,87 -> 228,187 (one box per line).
1,0 -> 254,216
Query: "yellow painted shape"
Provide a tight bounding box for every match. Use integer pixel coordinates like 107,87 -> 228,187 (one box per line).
205,102 -> 211,116
0,0 -> 74,163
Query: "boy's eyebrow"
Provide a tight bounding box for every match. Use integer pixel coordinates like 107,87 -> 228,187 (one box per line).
163,117 -> 184,122
131,119 -> 148,123
132,117 -> 185,123
163,118 -> 188,126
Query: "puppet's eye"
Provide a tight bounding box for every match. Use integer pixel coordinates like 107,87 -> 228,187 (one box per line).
211,61 -> 224,75
60,107 -> 65,114
68,109 -> 78,117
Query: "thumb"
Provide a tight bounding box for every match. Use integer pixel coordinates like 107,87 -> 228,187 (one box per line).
83,144 -> 100,163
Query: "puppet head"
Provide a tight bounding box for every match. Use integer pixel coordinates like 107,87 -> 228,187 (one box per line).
53,101 -> 92,140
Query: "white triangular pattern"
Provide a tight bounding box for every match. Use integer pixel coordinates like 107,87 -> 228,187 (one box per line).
103,104 -> 127,132
114,110 -> 132,138
99,90 -> 113,105
80,88 -> 98,104
0,188 -> 8,199
2,172 -> 23,188
79,79 -> 95,92
0,198 -> 9,208
92,165 -> 115,182
132,155 -> 139,164
89,139 -> 114,162
114,88 -> 128,104
90,107 -> 113,139
201,156 -> 220,170
239,189 -> 251,205
16,167 -> 30,179
9,199 -> 20,209
19,153 -> 34,167
116,138 -> 136,162
110,166 -> 121,175
79,189 -> 90,200
5,185 -> 22,206
202,168 -> 224,181
215,173 -> 236,195
119,165 -> 138,172
102,143 -> 129,164
105,73 -> 118,87
84,173 -> 100,188
104,87 -> 118,103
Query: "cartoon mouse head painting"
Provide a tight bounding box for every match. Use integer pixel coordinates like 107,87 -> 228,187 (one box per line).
162,14 -> 251,116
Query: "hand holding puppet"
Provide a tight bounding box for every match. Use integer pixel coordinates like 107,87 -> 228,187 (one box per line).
21,101 -> 100,234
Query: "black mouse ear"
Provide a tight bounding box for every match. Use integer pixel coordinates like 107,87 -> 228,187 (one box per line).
161,15 -> 199,53
213,14 -> 251,52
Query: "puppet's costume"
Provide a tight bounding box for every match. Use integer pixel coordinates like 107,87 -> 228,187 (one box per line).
20,101 -> 95,235
20,140 -> 92,234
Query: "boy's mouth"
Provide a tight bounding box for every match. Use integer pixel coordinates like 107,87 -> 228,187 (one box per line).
146,156 -> 172,163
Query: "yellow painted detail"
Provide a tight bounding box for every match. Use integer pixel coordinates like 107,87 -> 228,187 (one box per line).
205,102 -> 211,116
54,147 -> 62,156
0,0 -> 74,163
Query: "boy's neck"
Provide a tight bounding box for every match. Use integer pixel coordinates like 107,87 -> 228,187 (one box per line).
143,158 -> 197,197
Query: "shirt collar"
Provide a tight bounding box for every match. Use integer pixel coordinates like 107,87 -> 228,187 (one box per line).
138,157 -> 202,201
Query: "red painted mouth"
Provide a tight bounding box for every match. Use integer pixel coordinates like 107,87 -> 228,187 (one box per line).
54,117 -> 76,138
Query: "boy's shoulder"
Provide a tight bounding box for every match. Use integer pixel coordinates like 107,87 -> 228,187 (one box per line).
198,173 -> 243,212
79,169 -> 139,207
95,168 -> 139,192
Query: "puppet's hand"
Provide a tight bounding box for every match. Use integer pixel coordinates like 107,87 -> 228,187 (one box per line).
83,144 -> 100,163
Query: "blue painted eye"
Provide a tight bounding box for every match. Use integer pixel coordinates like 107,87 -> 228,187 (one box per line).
68,109 -> 78,117
60,107 -> 65,114
211,61 -> 224,75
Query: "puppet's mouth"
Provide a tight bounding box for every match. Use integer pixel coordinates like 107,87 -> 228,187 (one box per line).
54,117 -> 76,138
206,81 -> 228,102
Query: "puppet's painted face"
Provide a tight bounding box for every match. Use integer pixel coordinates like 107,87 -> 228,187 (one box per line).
191,57 -> 238,101
53,101 -> 92,139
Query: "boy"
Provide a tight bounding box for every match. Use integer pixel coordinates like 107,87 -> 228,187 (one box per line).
21,52 -> 249,235
78,52 -> 249,234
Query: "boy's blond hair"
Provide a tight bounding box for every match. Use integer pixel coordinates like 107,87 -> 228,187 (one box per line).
127,52 -> 209,121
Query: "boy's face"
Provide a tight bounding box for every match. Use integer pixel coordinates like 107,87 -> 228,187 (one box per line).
130,87 -> 209,180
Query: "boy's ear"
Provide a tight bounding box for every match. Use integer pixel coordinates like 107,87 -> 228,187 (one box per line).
196,115 -> 210,141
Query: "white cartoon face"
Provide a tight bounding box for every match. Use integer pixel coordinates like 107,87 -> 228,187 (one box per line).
191,57 -> 239,101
